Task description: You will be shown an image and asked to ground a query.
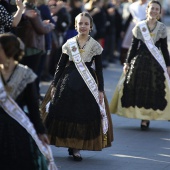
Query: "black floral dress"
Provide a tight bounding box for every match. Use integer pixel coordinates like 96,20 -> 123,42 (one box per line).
0,64 -> 47,170
0,5 -> 13,34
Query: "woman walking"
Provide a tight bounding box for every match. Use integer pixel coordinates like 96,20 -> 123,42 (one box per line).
42,12 -> 113,161
110,0 -> 170,130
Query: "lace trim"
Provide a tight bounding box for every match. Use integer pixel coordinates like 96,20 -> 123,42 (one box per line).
62,36 -> 103,62
6,64 -> 37,100
132,20 -> 167,43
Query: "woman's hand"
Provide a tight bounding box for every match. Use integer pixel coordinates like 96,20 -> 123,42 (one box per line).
167,66 -> 170,77
38,134 -> 49,146
123,63 -> 129,75
15,0 -> 24,10
51,87 -> 56,98
99,91 -> 104,105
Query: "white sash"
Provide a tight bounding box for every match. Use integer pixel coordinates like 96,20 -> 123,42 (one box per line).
67,37 -> 108,134
0,76 -> 58,170
138,21 -> 170,88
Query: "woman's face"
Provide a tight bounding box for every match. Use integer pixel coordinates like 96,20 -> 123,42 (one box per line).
147,3 -> 161,20
76,15 -> 91,36
0,44 -> 7,64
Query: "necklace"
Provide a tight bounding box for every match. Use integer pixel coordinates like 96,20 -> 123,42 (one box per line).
76,36 -> 90,54
146,21 -> 157,37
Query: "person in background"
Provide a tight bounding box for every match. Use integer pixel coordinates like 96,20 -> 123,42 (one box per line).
102,0 -> 116,64
0,33 -> 49,170
0,0 -> 24,34
36,0 -> 57,82
65,0 -> 83,40
47,0 -> 71,76
111,0 -> 122,60
120,0 -> 148,65
110,0 -> 170,130
119,0 -> 135,64
41,12 -> 113,161
86,0 -> 107,45
85,0 -> 107,68
15,0 -> 55,98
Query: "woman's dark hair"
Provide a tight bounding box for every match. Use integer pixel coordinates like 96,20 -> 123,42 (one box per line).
147,0 -> 162,14
75,12 -> 93,29
0,33 -> 25,61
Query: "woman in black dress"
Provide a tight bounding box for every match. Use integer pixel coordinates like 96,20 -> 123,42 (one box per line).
110,0 -> 170,130
0,33 -> 49,170
43,12 -> 113,161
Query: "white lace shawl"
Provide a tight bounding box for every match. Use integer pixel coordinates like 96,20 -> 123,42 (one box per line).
132,20 -> 167,43
62,36 -> 103,62
4,64 -> 37,100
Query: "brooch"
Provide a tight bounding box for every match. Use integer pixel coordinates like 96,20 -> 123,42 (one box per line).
71,46 -> 77,52
142,27 -> 146,32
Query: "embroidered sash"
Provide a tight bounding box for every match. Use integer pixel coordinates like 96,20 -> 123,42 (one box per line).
0,76 -> 58,170
67,37 -> 108,134
138,21 -> 170,88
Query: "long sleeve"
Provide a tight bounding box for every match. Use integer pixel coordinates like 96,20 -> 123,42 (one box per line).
29,13 -> 52,34
160,37 -> 170,66
126,36 -> 140,63
24,82 -> 46,134
52,53 -> 69,87
94,54 -> 104,92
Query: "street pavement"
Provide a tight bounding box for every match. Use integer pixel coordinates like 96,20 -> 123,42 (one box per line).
40,16 -> 170,170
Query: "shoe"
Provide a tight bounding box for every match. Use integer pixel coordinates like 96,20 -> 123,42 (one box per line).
141,120 -> 150,131
71,149 -> 83,161
72,153 -> 83,161
68,148 -> 73,155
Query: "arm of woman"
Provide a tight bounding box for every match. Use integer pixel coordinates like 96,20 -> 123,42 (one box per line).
24,82 -> 50,144
12,0 -> 24,27
29,12 -> 54,34
160,37 -> 170,66
24,82 -> 46,134
94,53 -> 104,104
94,53 -> 104,92
125,36 -> 139,63
160,37 -> 170,76
123,36 -> 139,74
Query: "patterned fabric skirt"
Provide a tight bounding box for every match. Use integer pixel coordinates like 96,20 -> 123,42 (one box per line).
110,49 -> 170,120
44,64 -> 113,150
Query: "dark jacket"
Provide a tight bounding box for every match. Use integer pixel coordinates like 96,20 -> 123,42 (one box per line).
15,7 -> 53,54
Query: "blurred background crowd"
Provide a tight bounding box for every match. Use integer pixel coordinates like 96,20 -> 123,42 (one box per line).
1,0 -> 170,98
